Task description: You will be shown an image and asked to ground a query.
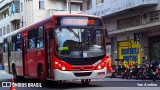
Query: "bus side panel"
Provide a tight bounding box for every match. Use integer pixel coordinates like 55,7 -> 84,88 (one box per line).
27,50 -> 37,77
14,51 -> 23,76
10,51 -> 16,73
27,49 -> 45,77
3,53 -> 9,72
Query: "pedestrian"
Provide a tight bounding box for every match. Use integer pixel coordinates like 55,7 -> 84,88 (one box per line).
106,54 -> 113,73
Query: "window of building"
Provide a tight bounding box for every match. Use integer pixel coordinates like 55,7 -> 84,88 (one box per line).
14,1 -> 20,13
3,13 -> 7,18
28,29 -> 36,49
36,26 -> 44,48
39,0 -> 45,10
96,0 -> 104,5
55,1 -> 64,10
0,28 -> 2,36
71,3 -> 79,11
87,0 -> 92,10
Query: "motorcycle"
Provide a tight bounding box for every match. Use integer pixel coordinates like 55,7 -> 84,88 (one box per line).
142,63 -> 156,79
136,64 -> 146,80
111,65 -> 125,78
153,63 -> 160,81
128,64 -> 139,79
122,66 -> 130,79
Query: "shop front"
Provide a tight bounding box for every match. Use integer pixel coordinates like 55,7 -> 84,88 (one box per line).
149,35 -> 160,63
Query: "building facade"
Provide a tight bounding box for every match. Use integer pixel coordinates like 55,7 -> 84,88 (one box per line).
0,0 -> 82,64
82,0 -> 160,67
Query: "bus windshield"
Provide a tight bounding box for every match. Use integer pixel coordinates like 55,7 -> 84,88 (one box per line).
55,27 -> 105,58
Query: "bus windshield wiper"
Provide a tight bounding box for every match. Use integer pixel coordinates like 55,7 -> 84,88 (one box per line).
67,27 -> 79,38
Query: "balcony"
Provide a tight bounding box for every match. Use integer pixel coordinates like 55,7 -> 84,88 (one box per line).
10,13 -> 20,22
108,10 -> 160,36
0,0 -> 12,9
0,16 -> 10,26
48,9 -> 82,16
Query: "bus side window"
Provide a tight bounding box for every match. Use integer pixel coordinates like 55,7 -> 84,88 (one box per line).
16,33 -> 22,51
11,36 -> 16,51
36,26 -> 44,48
28,29 -> 36,49
3,38 -> 8,52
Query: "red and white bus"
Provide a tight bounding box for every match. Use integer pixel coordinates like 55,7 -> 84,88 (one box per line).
2,14 -> 107,84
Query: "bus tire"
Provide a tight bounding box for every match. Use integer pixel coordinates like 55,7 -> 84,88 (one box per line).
38,65 -> 45,86
81,79 -> 91,85
12,65 -> 19,82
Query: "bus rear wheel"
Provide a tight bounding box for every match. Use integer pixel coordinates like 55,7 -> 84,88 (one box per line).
12,65 -> 19,82
38,66 -> 45,86
81,79 -> 91,85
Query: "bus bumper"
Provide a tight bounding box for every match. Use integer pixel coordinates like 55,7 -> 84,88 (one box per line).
53,67 -> 106,81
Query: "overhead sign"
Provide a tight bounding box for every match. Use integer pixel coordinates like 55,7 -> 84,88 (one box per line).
56,17 -> 103,26
61,17 -> 88,26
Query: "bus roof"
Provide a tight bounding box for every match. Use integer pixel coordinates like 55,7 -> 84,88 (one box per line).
52,14 -> 100,18
0,14 -> 101,43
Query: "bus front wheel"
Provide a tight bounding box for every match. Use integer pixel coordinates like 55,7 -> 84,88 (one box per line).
81,79 -> 91,85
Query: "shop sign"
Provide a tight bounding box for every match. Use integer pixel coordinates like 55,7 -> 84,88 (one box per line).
117,40 -> 141,67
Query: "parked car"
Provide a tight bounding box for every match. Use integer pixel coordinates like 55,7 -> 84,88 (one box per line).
0,65 -> 13,81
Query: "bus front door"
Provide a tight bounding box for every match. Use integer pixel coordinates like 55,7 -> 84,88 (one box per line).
45,30 -> 52,78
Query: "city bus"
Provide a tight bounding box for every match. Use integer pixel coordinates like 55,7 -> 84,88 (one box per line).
2,14 -> 107,84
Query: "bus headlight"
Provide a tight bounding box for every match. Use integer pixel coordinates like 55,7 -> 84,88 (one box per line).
54,60 -> 69,71
95,60 -> 106,70
62,67 -> 66,71
98,65 -> 102,69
